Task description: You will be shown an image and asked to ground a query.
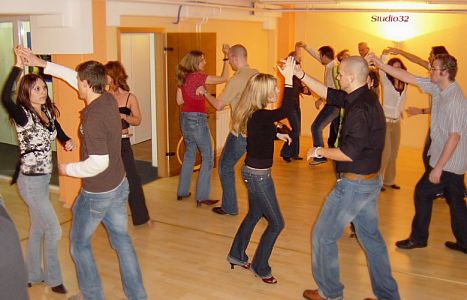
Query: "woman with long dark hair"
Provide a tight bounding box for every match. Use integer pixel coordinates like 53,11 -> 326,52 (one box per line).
105,61 -> 152,226
1,47 -> 74,294
379,52 -> 408,191
227,57 -> 295,284
175,47 -> 229,206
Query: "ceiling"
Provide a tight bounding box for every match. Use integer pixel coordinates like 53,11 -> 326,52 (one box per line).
107,0 -> 467,13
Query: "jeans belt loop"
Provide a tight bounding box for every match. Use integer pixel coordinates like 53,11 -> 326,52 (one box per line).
339,172 -> 378,181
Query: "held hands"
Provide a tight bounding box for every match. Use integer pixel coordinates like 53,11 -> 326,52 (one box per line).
366,53 -> 382,68
295,41 -> 306,49
15,46 -> 46,68
386,47 -> 401,55
276,133 -> 292,145
222,44 -> 230,56
14,47 -> 24,68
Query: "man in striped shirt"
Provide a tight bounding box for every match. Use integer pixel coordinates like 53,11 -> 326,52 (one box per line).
370,53 -> 467,254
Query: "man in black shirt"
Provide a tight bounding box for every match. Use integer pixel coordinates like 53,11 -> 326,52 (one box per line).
297,56 -> 400,300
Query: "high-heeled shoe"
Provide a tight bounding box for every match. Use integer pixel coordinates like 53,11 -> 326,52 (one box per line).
230,262 -> 251,270
196,199 -> 219,207
177,192 -> 191,201
251,267 -> 278,284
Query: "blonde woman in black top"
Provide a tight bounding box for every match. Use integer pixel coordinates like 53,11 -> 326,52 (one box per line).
227,56 -> 295,284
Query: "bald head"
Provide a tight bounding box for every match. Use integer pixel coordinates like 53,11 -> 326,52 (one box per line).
338,56 -> 369,92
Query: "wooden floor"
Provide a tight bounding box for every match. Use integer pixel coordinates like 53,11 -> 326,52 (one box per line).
1,137 -> 466,300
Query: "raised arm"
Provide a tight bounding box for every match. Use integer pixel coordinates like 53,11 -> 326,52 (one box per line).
205,44 -> 230,85
296,41 -> 321,63
17,46 -> 78,90
387,47 -> 429,70
369,53 -> 418,86
294,65 -> 328,99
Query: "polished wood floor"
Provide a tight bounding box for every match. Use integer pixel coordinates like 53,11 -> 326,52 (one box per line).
1,137 -> 466,300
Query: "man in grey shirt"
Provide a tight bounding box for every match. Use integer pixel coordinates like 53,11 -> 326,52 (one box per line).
371,53 -> 467,254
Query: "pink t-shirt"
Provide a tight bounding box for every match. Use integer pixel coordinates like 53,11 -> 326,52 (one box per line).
181,72 -> 208,113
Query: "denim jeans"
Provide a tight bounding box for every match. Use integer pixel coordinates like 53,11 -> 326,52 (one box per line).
218,133 -> 247,214
17,173 -> 63,287
280,106 -> 301,158
70,178 -> 147,300
311,104 -> 339,148
410,168 -> 467,247
312,176 -> 399,300
228,166 -> 284,277
177,112 -> 213,200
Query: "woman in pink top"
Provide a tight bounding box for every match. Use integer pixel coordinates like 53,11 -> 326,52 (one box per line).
175,47 -> 229,206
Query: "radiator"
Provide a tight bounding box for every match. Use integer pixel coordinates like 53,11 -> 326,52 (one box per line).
216,107 -> 231,153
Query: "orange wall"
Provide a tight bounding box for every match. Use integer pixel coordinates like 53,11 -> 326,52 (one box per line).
53,0 -> 108,206
108,17 -> 277,96
293,12 -> 467,149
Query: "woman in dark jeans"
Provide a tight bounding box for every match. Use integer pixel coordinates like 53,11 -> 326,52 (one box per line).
105,61 -> 152,226
227,57 -> 295,284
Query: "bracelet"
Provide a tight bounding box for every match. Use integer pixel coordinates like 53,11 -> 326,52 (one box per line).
314,146 -> 324,159
223,58 -> 229,61
299,71 -> 306,80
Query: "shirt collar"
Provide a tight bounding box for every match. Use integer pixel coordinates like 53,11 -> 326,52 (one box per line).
345,84 -> 368,105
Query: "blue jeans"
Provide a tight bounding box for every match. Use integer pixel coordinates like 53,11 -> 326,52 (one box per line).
70,178 -> 147,300
312,176 -> 399,300
218,133 -> 247,214
280,106 -> 301,158
311,105 -> 339,148
177,112 -> 213,200
17,173 -> 63,287
228,166 -> 284,277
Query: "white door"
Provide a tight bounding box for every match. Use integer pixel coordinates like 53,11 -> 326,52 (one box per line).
120,33 -> 158,167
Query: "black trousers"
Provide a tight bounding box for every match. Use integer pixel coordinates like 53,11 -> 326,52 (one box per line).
410,167 -> 467,247
121,138 -> 150,225
0,202 -> 29,300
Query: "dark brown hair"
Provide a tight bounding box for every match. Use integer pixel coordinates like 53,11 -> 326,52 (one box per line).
16,73 -> 58,125
76,60 -> 107,94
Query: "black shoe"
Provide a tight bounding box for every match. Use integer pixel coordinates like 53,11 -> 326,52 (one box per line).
389,184 -> 401,190
51,284 -> 67,294
292,156 -> 304,160
177,192 -> 191,201
396,238 -> 427,249
381,186 -> 386,192
445,241 -> 467,254
309,157 -> 327,166
281,156 -> 291,163
212,207 -> 237,215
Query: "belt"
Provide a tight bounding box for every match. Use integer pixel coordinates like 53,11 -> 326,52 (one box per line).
122,133 -> 133,139
339,172 -> 379,181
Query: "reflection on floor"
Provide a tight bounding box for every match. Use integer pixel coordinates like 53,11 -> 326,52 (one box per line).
132,139 -> 152,162
2,137 -> 466,300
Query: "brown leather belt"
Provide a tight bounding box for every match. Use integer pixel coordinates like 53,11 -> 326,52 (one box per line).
339,172 -> 379,181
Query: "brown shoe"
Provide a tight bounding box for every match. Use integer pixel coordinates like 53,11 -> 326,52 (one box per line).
363,298 -> 376,300
196,199 -> 220,207
303,289 -> 325,300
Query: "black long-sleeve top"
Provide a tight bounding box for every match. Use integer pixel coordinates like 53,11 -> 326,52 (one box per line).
326,85 -> 386,174
245,87 -> 293,169
1,67 -> 70,174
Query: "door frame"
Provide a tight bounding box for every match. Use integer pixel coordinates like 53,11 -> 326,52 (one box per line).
117,27 -> 169,177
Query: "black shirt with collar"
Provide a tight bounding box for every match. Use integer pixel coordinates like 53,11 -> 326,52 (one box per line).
326,85 -> 386,175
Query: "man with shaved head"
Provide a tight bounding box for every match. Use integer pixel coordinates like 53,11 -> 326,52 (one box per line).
295,56 -> 400,300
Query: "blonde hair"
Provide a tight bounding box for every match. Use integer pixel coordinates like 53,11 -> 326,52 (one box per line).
176,50 -> 204,86
230,73 -> 277,136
